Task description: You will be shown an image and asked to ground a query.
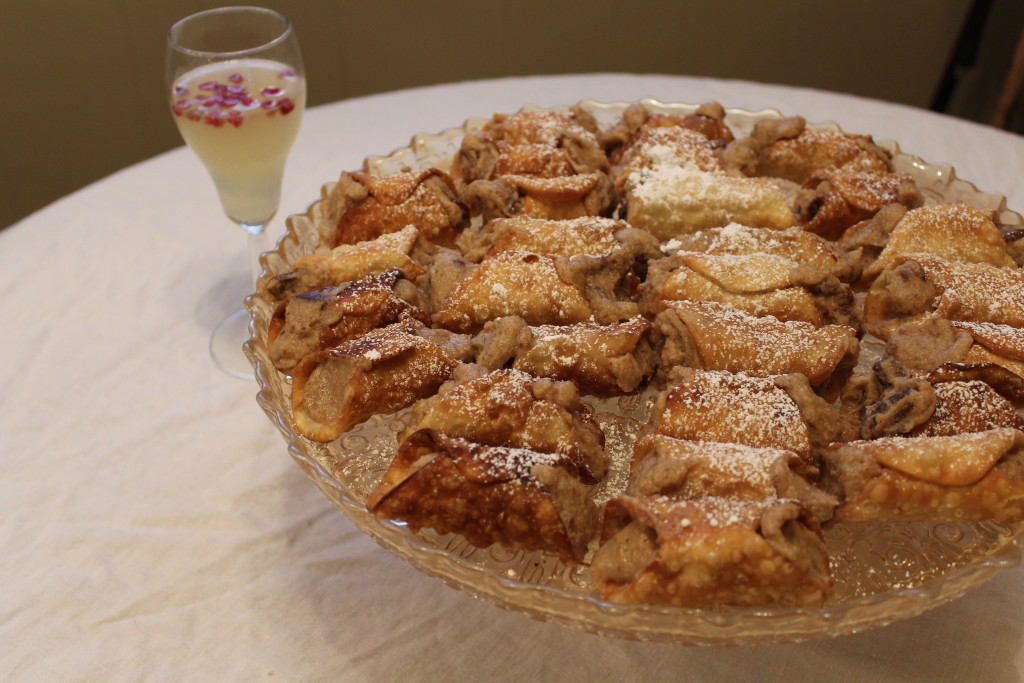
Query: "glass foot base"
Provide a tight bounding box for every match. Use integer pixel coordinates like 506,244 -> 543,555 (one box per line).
209,308 -> 255,380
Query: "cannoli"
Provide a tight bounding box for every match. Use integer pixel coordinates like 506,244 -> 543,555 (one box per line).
591,495 -> 832,607
368,429 -> 598,562
825,428 -> 1024,523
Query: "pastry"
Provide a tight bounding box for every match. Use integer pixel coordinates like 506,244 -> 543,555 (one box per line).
472,315 -> 655,396
628,434 -> 838,522
652,300 -> 858,394
260,225 -> 425,301
253,100 -> 1024,612
864,254 -> 1024,339
399,367 -> 608,482
825,428 -> 1024,523
267,269 -> 429,372
643,367 -> 840,478
591,495 -> 832,607
290,322 -> 457,442
320,168 -> 467,247
368,429 -> 598,562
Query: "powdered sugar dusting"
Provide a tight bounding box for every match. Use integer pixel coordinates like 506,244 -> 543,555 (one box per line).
657,370 -> 810,454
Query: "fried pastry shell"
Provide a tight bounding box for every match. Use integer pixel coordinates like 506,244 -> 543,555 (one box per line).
260,225 -> 426,302
661,224 -> 846,277
643,367 -> 840,478
461,172 -> 615,222
860,204 -> 1015,283
624,166 -> 795,240
290,323 -> 457,442
838,357 -> 1024,441
591,495 -> 832,608
643,251 -> 859,330
472,315 -> 655,396
432,250 -> 595,333
601,101 -> 734,159
825,428 -> 1024,523
267,269 -> 430,373
796,169 -> 922,240
885,314 -> 1024,383
368,429 -> 598,562
455,215 -> 659,264
399,367 -> 608,483
629,435 -> 838,523
864,254 -> 1024,339
453,108 -> 608,186
743,127 -> 892,184
653,300 -> 859,394
911,380 -> 1024,437
610,125 -> 725,191
320,168 -> 468,248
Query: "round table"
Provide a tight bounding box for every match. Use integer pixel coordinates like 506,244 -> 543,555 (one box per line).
3,74 -> 1024,682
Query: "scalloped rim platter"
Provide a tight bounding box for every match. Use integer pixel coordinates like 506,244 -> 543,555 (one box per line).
245,98 -> 1024,645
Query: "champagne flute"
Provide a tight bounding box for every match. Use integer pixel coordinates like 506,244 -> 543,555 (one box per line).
166,6 -> 305,378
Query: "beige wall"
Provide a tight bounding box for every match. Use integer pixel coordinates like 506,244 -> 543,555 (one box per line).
1,0 -> 1009,229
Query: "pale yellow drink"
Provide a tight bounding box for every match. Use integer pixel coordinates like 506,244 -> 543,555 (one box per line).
170,58 -> 305,225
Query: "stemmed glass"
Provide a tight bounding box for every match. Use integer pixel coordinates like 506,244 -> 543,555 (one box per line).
166,6 -> 305,378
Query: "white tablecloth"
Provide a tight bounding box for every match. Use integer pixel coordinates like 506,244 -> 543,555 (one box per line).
4,74 -> 1024,682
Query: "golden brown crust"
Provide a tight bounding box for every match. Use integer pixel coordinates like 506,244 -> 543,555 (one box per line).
864,255 -> 1024,339
624,166 -> 795,239
321,168 -> 468,247
642,250 -> 858,329
885,314 -> 1024,383
462,172 -> 615,222
862,204 -> 1015,282
368,429 -> 597,561
454,108 -> 607,184
591,495 -> 832,607
747,128 -> 891,184
473,316 -> 655,396
662,224 -> 845,274
455,215 -> 648,262
629,435 -> 838,522
797,169 -> 922,240
601,101 -> 734,161
611,125 -> 725,190
911,380 -> 1024,436
290,323 -> 457,442
454,109 -> 614,221
643,367 -> 838,477
399,368 -> 608,483
432,250 -> 595,333
654,300 -> 859,391
260,225 -> 426,301
267,269 -> 430,372
826,429 -> 1024,522
259,101 -> 1024,610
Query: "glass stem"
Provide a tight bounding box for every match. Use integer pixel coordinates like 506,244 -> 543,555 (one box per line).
240,221 -> 270,287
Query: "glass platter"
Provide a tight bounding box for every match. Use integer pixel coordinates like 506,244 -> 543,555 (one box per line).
245,98 -> 1024,645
